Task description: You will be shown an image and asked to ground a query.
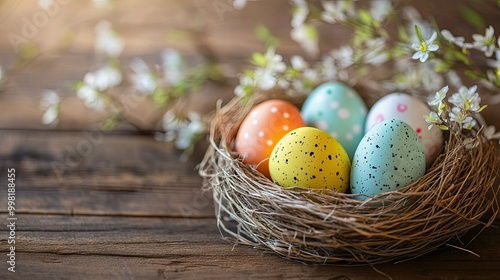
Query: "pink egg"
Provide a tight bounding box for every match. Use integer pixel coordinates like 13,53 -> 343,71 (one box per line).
365,93 -> 443,168
235,100 -> 305,178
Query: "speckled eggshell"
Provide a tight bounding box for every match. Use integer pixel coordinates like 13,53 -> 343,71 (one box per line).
350,119 -> 426,199
301,82 -> 368,160
235,99 -> 305,179
365,93 -> 443,167
269,127 -> 350,192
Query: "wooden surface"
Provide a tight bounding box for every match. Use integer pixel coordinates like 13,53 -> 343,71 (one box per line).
0,0 -> 499,279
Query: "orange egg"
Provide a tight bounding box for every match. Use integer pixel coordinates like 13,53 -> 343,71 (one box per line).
235,99 -> 305,179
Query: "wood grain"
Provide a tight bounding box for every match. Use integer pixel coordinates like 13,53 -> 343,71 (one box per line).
0,130 -> 213,217
0,215 -> 499,280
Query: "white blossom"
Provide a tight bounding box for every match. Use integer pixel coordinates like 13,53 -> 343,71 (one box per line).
162,48 -> 185,85
364,38 -> 389,65
130,58 -> 157,94
95,20 -> 124,58
320,56 -> 337,80
39,90 -> 61,125
445,70 -> 463,88
291,55 -> 308,71
428,85 -> 448,114
462,116 -> 477,130
449,85 -> 481,112
234,75 -> 254,96
264,48 -> 286,73
159,111 -> 206,152
403,7 -> 434,43
290,24 -> 319,57
425,111 -> 440,130
330,45 -> 353,68
441,29 -> 472,49
38,0 -> 54,11
291,0 -> 309,28
254,68 -> 276,90
370,0 -> 392,22
83,64 -> 123,92
486,49 -> 500,69
233,0 -> 247,10
92,0 -> 112,8
321,1 -> 347,24
482,125 -> 500,143
472,25 -> 497,57
411,31 -> 439,63
77,85 -> 106,111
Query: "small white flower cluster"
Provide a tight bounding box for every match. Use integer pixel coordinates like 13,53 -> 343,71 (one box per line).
39,20 -> 124,124
426,85 -> 487,131
76,20 -> 124,111
290,0 -> 319,57
411,31 -> 439,63
233,0 -> 247,10
129,48 -> 186,96
442,26 -> 500,90
77,63 -> 122,111
234,48 -> 286,96
39,90 -> 61,125
442,26 -> 498,57
155,110 -> 207,161
95,20 -> 124,58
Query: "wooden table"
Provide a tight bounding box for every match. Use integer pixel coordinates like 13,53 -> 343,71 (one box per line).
0,1 -> 499,279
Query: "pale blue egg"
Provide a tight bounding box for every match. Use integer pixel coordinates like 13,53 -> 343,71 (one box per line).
350,119 -> 426,199
301,82 -> 367,159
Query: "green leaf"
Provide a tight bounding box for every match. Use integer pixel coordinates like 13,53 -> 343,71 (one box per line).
255,25 -> 279,48
414,24 -> 424,42
72,81 -> 86,91
398,26 -> 410,43
438,124 -> 449,130
353,28 -> 372,47
434,61 -> 451,73
464,70 -> 481,80
356,65 -> 368,77
152,87 -> 169,106
477,105 -> 488,113
358,9 -> 372,26
304,24 -> 318,40
458,5 -> 485,32
18,42 -> 39,64
102,116 -> 120,130
251,52 -> 267,67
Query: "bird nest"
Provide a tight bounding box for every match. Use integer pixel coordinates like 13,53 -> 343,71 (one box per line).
199,89 -> 499,265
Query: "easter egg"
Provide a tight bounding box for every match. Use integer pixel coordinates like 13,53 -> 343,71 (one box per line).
350,119 -> 426,199
235,99 -> 305,178
301,82 -> 368,160
269,127 -> 350,192
365,93 -> 443,167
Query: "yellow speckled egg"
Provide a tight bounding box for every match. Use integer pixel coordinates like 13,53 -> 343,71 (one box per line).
269,127 -> 350,192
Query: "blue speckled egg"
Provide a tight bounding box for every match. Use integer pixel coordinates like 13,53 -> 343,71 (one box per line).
301,82 -> 367,160
350,119 -> 426,199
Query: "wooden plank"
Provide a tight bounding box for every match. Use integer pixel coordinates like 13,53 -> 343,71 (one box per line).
0,130 -> 214,217
0,214 -> 499,279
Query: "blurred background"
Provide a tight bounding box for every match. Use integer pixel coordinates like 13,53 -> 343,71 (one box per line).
0,0 -> 498,135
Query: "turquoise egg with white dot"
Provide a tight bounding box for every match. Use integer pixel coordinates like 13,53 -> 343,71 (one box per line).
301,82 -> 367,159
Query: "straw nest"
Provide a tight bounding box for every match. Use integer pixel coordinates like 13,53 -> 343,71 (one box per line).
199,89 -> 499,265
